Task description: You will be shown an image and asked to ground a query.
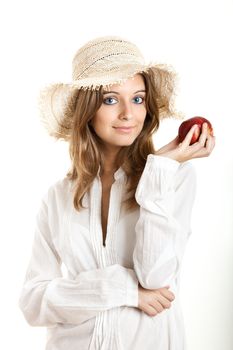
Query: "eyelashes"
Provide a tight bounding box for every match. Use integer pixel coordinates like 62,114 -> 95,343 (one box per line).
103,97 -> 117,105
103,96 -> 145,105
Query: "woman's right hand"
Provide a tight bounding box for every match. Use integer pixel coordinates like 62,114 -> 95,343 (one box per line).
138,283 -> 175,317
155,122 -> 216,163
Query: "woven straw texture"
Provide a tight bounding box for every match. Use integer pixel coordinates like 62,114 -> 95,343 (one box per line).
38,36 -> 182,140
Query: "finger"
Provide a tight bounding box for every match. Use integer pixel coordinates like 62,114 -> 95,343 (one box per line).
205,135 -> 216,153
149,300 -> 164,313
153,294 -> 172,309
197,122 -> 208,146
181,124 -> 200,148
146,305 -> 158,317
191,134 -> 216,158
159,288 -> 175,301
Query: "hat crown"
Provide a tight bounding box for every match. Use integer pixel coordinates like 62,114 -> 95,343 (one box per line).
72,36 -> 145,81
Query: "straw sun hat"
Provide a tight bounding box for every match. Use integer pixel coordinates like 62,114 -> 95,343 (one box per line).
39,35 -> 181,140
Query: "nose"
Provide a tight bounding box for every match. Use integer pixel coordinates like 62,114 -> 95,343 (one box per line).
119,101 -> 133,120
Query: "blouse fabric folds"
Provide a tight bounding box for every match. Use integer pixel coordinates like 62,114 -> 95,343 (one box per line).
19,154 -> 196,350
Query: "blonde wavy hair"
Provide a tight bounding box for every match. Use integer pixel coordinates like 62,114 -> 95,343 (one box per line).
66,68 -> 161,212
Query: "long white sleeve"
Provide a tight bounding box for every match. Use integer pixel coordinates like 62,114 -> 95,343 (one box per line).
133,154 -> 196,290
18,196 -> 138,327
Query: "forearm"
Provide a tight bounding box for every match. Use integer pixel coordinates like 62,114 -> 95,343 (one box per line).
19,195 -> 139,327
19,264 -> 139,327
133,154 -> 196,290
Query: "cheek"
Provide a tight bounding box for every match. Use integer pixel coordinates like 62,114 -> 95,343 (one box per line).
92,108 -> 117,130
91,114 -> 111,136
139,111 -> 147,125
138,104 -> 147,118
137,114 -> 147,133
91,112 -> 104,129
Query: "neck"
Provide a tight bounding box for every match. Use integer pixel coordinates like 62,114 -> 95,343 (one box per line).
100,147 -> 121,176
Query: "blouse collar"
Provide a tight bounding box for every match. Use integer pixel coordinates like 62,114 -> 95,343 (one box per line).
97,166 -> 125,181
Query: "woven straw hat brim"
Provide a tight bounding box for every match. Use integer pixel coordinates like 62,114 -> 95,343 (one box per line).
71,63 -> 157,89
38,62 -> 182,140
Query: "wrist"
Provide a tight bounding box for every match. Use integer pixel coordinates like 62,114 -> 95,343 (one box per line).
154,152 -> 181,164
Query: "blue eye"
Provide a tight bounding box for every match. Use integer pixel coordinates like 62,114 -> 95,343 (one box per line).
103,97 -> 117,105
133,96 -> 144,104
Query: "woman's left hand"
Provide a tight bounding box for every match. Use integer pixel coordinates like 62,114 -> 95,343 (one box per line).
155,122 -> 216,163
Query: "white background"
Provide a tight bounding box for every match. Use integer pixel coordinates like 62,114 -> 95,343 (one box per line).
0,0 -> 232,349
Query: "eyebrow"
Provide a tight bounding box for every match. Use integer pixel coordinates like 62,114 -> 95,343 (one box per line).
103,89 -> 146,95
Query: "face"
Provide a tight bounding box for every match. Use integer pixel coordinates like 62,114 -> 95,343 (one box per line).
90,74 -> 147,152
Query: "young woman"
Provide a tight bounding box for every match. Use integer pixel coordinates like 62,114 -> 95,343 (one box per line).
19,36 -> 215,349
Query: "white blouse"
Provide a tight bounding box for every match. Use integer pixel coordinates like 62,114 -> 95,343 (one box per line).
19,154 -> 196,350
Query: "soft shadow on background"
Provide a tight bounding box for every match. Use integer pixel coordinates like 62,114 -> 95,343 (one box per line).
0,0 -> 232,349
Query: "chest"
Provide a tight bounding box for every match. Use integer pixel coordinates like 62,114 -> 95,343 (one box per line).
101,177 -> 114,246
55,177 -> 139,273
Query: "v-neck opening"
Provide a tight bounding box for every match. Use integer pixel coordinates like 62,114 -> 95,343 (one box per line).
89,171 -> 126,265
98,167 -> 125,249
100,178 -> 114,249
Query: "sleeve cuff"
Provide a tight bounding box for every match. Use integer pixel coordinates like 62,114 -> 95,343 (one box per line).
126,269 -> 139,307
146,154 -> 180,172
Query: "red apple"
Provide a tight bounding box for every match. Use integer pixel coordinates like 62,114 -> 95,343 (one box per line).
178,116 -> 213,144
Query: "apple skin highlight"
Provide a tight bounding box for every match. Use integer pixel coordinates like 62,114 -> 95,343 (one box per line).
178,117 -> 214,144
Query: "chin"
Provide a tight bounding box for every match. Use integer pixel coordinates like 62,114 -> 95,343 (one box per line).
103,135 -> 139,149
116,140 -> 136,147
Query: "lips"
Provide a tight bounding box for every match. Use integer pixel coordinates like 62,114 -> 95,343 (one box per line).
113,126 -> 135,129
113,126 -> 135,133
113,126 -> 134,129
